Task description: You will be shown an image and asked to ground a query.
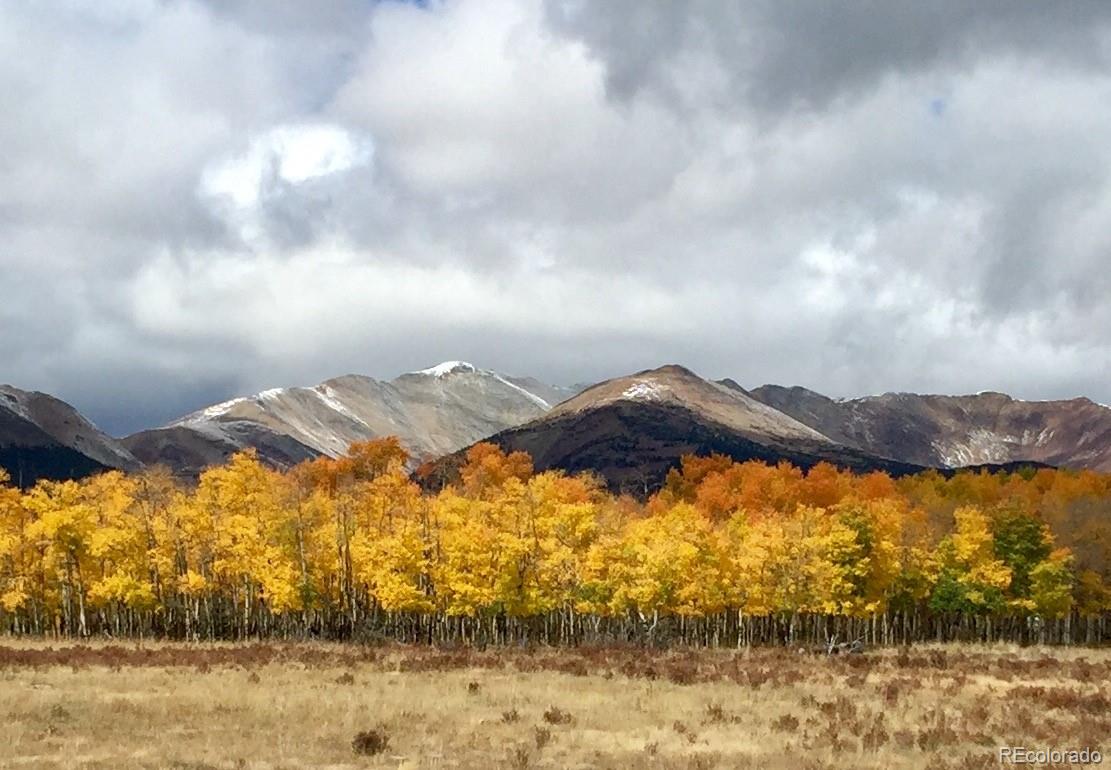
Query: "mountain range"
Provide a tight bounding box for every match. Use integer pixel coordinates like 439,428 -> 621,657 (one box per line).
120,362 -> 580,478
422,365 -> 924,495
2,361 -> 1109,488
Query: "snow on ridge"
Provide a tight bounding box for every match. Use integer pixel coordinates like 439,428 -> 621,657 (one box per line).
491,374 -> 550,409
312,385 -> 370,427
412,361 -> 477,377
407,361 -> 551,408
0,388 -> 31,421
175,396 -> 249,423
258,388 -> 286,400
621,380 -> 668,401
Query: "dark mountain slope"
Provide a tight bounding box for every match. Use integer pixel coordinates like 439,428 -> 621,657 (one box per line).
0,385 -> 138,485
425,366 -> 923,495
122,422 -> 320,480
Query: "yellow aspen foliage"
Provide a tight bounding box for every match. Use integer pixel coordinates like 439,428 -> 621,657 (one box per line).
521,472 -> 601,614
349,469 -> 432,613
430,490 -> 505,616
194,451 -> 302,615
605,503 -> 726,617
0,450 -> 1106,642
950,506 -> 1013,591
0,469 -> 33,612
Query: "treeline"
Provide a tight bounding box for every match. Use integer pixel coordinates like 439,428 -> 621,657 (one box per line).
0,440 -> 1108,646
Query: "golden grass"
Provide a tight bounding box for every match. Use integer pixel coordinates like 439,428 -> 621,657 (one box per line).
0,640 -> 1107,769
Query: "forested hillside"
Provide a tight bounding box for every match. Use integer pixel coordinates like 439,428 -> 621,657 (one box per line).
1,439 -> 1107,646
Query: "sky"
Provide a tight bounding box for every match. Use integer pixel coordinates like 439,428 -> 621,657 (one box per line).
2,0 -> 1111,436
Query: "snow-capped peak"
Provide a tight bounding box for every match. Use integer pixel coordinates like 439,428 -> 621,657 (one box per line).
412,361 -> 477,377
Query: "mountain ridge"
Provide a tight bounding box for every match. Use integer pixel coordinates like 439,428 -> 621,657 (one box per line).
124,362 -> 583,474
749,384 -> 1111,472
423,365 -> 927,495
3,364 -> 1109,485
0,384 -> 139,485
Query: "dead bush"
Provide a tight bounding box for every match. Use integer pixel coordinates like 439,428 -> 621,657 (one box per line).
351,727 -> 390,756
861,714 -> 888,751
917,710 -> 958,751
703,702 -> 726,724
772,713 -> 799,733
542,706 -> 573,725
508,745 -> 531,770
883,679 -> 901,704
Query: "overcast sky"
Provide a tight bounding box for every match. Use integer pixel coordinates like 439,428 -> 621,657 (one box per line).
2,1 -> 1111,436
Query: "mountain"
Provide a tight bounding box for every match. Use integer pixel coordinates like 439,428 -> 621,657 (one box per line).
424,365 -> 924,495
748,386 -> 1111,472
120,422 -> 321,479
0,385 -> 139,486
125,362 -> 581,475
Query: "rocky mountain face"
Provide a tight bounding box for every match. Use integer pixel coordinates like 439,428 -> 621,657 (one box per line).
426,366 -> 924,495
748,385 -> 1111,472
123,362 -> 580,475
0,385 -> 139,486
120,422 -> 320,480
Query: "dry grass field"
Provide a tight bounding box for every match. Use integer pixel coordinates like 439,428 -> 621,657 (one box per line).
0,640 -> 1107,769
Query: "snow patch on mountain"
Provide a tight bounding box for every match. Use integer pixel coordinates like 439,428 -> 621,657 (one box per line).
932,428 -> 1022,467
0,388 -> 31,421
621,380 -> 668,401
312,385 -> 370,427
185,397 -> 248,422
413,361 -> 477,377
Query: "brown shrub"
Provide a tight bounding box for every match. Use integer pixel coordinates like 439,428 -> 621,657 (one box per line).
817,696 -> 855,722
882,679 -> 901,705
893,729 -> 915,749
665,660 -> 701,685
772,713 -> 799,733
703,702 -> 727,724
917,710 -> 958,751
351,727 -> 390,756
745,667 -> 771,689
861,714 -> 888,751
508,745 -> 531,770
685,752 -> 721,770
542,706 -> 573,725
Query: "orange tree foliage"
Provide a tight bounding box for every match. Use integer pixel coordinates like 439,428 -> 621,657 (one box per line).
0,445 -> 1108,644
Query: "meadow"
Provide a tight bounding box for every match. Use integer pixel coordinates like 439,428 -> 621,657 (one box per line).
2,639 -> 1108,769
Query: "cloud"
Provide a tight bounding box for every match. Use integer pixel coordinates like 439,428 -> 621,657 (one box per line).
201,123 -> 373,248
2,0 -> 1110,435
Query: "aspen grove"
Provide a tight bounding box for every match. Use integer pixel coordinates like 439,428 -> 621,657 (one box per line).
0,439 -> 1108,646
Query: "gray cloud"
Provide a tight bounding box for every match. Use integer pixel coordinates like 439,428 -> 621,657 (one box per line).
546,1 -> 1111,112
2,0 -> 1110,436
